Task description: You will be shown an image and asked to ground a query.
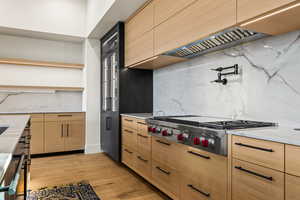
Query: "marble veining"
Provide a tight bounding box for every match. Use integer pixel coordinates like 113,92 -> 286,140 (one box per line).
153,30 -> 300,125
0,91 -> 82,113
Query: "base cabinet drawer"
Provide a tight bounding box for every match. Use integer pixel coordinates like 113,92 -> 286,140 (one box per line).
152,136 -> 184,168
152,160 -> 180,199
285,144 -> 300,177
232,159 -> 284,200
180,147 -> 228,200
232,136 -> 284,171
122,145 -> 136,169
122,128 -> 137,150
286,174 -> 300,200
181,175 -> 212,200
137,133 -> 151,157
135,152 -> 151,180
122,116 -> 137,130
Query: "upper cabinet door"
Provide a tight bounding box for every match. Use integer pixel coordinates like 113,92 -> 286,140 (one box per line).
125,1 -> 154,67
125,1 -> 154,42
240,1 -> 300,35
154,0 -> 236,55
153,0 -> 197,26
237,0 -> 296,23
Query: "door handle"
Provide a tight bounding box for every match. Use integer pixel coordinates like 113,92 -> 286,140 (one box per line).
187,184 -> 210,197
156,166 -> 170,175
67,124 -> 69,137
156,140 -> 171,146
187,151 -> 210,160
61,124 -> 64,137
106,117 -> 112,131
234,142 -> 274,152
235,166 -> 273,181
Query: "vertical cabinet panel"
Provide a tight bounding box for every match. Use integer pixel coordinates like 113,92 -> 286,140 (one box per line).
30,114 -> 44,154
125,1 -> 154,42
154,0 -> 236,55
125,1 -> 154,67
232,159 -> 284,200
237,0 -> 296,23
44,121 -> 65,153
285,144 -> 300,177
153,0 -> 197,26
125,30 -> 154,67
286,174 -> 300,200
30,121 -> 44,154
64,120 -> 85,151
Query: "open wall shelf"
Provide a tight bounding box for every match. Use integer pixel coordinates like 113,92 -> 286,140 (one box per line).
0,58 -> 84,69
0,85 -> 84,91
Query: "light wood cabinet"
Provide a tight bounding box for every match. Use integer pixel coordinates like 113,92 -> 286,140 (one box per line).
44,113 -> 85,153
232,135 -> 284,171
153,0 -> 197,26
125,1 -> 154,42
154,0 -> 236,55
240,1 -> 300,35
122,128 -> 137,150
286,174 -> 300,200
122,116 -> 137,130
122,145 -> 136,170
152,136 -> 184,169
135,152 -> 151,180
180,147 -> 228,200
285,144 -> 300,176
237,0 -> 296,23
125,1 -> 154,67
30,114 -> 44,154
64,119 -> 85,151
232,158 -> 284,200
151,159 -> 180,200
44,120 -> 65,153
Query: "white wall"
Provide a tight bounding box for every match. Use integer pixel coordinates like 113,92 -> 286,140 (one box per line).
86,0 -> 115,36
83,38 -> 101,153
0,0 -> 86,37
0,34 -> 83,63
0,34 -> 83,88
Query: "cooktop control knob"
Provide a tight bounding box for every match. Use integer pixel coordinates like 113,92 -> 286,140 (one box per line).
162,129 -> 168,136
152,127 -> 157,133
202,139 -> 209,147
177,133 -> 184,141
193,137 -> 200,145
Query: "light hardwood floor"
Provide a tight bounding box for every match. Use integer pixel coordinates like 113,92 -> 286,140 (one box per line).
30,153 -> 170,200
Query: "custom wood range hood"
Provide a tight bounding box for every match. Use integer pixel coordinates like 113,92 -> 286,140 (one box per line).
125,0 -> 300,70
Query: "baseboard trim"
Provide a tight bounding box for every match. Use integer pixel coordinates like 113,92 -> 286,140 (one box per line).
31,150 -> 84,158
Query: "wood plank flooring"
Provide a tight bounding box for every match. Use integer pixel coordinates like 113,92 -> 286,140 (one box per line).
30,153 -> 170,200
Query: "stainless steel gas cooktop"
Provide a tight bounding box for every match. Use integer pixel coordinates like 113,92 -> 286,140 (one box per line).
146,115 -> 277,156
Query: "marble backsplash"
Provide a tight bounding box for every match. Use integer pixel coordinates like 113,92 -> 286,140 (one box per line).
0,91 -> 82,113
153,30 -> 300,125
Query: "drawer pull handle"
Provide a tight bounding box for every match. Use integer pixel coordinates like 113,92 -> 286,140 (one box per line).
156,140 -> 171,146
124,149 -> 133,154
124,129 -> 133,134
156,166 -> 170,175
137,156 -> 148,162
138,134 -> 148,138
137,122 -> 146,125
125,119 -> 133,122
234,143 -> 274,152
187,151 -> 210,159
187,184 -> 210,197
235,166 -> 273,181
58,115 -> 72,117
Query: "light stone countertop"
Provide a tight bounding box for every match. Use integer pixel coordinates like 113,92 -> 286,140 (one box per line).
228,125 -> 300,146
0,115 -> 30,184
120,113 -> 153,120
